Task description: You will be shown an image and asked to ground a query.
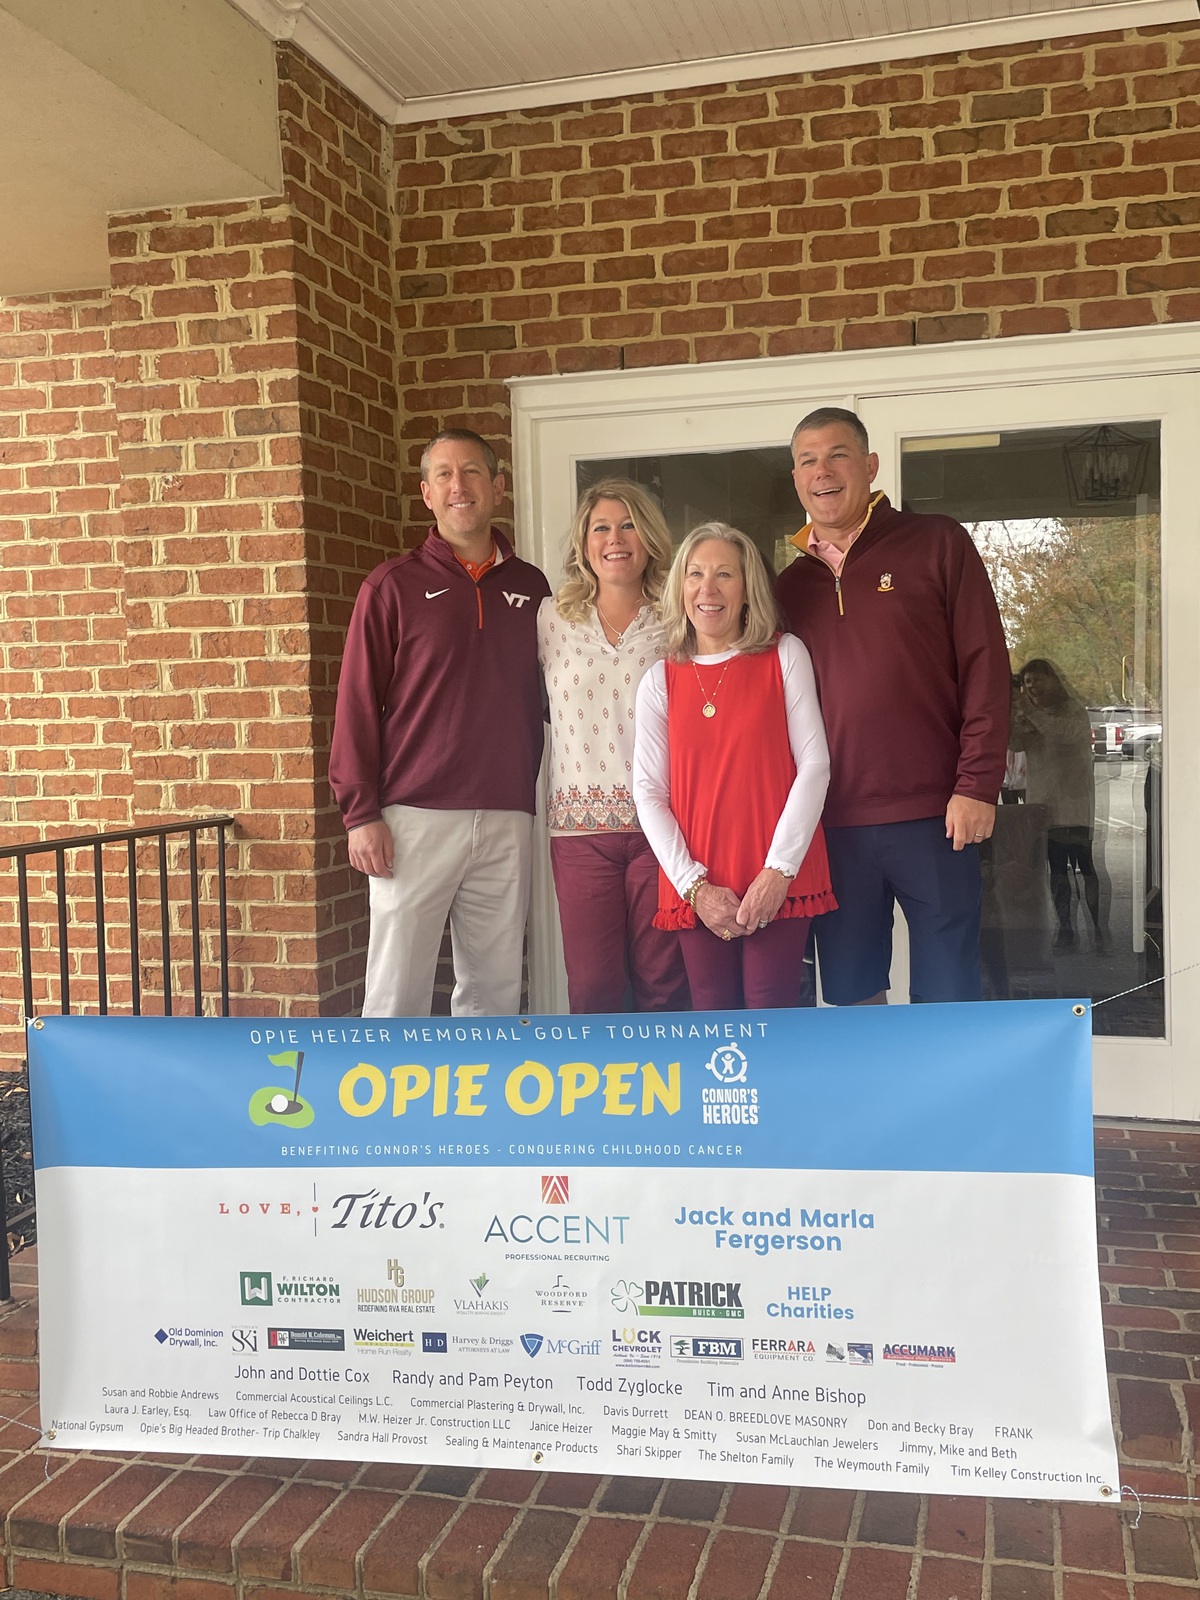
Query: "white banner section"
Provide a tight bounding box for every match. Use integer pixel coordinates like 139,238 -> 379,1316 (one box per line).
29,1004 -> 1119,1500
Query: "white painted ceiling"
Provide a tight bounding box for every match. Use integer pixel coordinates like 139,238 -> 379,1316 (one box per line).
229,0 -> 1195,120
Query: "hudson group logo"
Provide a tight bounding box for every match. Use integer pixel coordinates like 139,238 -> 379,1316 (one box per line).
454,1271 -> 510,1316
240,1271 -> 273,1306
248,1049 -> 315,1129
269,1327 -> 345,1351
541,1175 -> 569,1204
883,1342 -> 956,1366
357,1259 -> 435,1315
611,1278 -> 743,1320
671,1336 -> 744,1362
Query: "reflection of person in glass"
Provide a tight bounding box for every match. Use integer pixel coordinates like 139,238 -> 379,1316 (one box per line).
1009,658 -> 1109,952
538,479 -> 690,1014
633,522 -> 836,1010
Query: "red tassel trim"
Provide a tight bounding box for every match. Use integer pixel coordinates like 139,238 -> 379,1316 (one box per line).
654,887 -> 838,933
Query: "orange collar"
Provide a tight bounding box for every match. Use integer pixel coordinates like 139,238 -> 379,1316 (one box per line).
791,491 -> 886,557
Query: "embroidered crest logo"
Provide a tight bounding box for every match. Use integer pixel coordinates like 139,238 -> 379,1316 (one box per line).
877,573 -> 894,593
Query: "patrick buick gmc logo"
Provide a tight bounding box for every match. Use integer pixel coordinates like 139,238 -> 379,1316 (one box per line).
611,1278 -> 743,1320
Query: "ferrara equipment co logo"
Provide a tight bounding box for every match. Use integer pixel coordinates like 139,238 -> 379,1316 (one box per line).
249,1050 -> 315,1129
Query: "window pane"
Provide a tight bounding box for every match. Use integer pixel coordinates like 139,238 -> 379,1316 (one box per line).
901,422 -> 1163,1038
576,448 -> 798,574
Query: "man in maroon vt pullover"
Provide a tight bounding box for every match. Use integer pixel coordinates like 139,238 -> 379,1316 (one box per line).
329,430 -> 550,1017
775,407 -> 1010,1005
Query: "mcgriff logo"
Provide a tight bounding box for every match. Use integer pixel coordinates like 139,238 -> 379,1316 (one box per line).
521,1333 -> 544,1357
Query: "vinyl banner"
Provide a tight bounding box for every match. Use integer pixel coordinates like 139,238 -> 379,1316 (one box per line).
28,1002 -> 1119,1501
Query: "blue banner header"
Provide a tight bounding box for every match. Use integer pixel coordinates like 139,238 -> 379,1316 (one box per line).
28,1001 -> 1092,1175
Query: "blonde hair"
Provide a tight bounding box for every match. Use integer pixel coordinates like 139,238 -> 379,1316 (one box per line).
554,478 -> 674,624
661,522 -> 780,661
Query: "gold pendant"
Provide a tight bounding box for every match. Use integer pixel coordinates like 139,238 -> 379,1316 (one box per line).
702,703 -> 717,718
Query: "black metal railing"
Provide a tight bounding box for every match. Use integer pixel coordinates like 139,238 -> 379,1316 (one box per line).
0,816 -> 235,1296
1,816 -> 235,1023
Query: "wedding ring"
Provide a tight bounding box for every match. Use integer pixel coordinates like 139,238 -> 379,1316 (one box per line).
758,920 -> 770,929
720,930 -> 732,941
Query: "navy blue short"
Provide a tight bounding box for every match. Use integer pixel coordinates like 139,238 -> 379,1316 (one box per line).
815,816 -> 982,1005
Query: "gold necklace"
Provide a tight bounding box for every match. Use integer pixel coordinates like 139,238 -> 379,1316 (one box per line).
595,599 -> 641,647
692,655 -> 733,718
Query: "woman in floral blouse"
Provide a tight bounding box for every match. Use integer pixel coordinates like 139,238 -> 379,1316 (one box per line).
538,479 -> 690,1014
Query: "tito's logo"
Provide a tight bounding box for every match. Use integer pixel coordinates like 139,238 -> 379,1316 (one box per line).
249,1051 -> 315,1129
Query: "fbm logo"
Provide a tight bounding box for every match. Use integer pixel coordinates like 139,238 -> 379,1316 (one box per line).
541,1175 -> 569,1204
672,1337 -> 744,1362
240,1271 -> 272,1305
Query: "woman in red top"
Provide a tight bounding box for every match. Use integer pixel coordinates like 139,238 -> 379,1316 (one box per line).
633,522 -> 835,1010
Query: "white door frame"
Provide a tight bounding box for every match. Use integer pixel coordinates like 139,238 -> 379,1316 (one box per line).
510,324 -> 1200,1120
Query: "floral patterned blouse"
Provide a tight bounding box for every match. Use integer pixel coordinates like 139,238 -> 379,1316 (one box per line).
537,597 -> 669,835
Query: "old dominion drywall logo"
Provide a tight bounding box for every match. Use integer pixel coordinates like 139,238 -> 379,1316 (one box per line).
249,1050 -> 315,1129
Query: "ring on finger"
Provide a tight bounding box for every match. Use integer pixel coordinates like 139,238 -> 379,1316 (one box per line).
758,919 -> 770,929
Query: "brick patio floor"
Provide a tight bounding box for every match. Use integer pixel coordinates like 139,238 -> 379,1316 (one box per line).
0,1119 -> 1197,1600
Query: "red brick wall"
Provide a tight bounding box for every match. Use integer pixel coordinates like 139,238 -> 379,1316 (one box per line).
0,44 -> 399,1063
392,18 -> 1200,522
3,22 -> 1200,1053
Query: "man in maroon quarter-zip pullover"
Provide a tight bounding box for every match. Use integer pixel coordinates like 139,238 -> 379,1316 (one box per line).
775,407 -> 1010,1006
329,430 -> 550,1017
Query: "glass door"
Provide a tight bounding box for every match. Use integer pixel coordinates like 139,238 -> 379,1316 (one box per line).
861,377 -> 1200,1119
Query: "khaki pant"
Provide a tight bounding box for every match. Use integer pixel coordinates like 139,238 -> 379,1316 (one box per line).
362,805 -> 532,1018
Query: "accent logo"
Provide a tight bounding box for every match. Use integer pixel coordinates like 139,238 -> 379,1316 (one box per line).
541,1175 -> 569,1204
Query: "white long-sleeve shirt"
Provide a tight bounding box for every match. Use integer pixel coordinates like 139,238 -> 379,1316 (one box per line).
632,633 -> 830,897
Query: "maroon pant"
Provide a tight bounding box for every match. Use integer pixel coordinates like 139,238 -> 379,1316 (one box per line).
551,833 -> 691,1014
679,916 -> 812,1010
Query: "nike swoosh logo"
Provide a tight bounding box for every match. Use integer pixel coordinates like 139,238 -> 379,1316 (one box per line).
425,588 -> 449,599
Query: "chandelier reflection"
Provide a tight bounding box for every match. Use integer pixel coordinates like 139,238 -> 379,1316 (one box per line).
1064,424 -> 1150,504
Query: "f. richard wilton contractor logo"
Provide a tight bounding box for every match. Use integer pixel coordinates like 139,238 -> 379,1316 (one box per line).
248,1050 -> 314,1129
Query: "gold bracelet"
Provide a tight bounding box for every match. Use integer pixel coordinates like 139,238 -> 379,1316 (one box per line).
684,875 -> 707,910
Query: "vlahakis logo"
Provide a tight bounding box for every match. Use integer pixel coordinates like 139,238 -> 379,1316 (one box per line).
520,1333 -> 544,1357
541,1175 -> 569,1204
248,1051 -> 315,1129
469,1272 -> 489,1297
240,1271 -> 272,1305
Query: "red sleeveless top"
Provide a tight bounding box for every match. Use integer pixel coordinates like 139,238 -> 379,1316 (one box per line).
653,644 -> 837,930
